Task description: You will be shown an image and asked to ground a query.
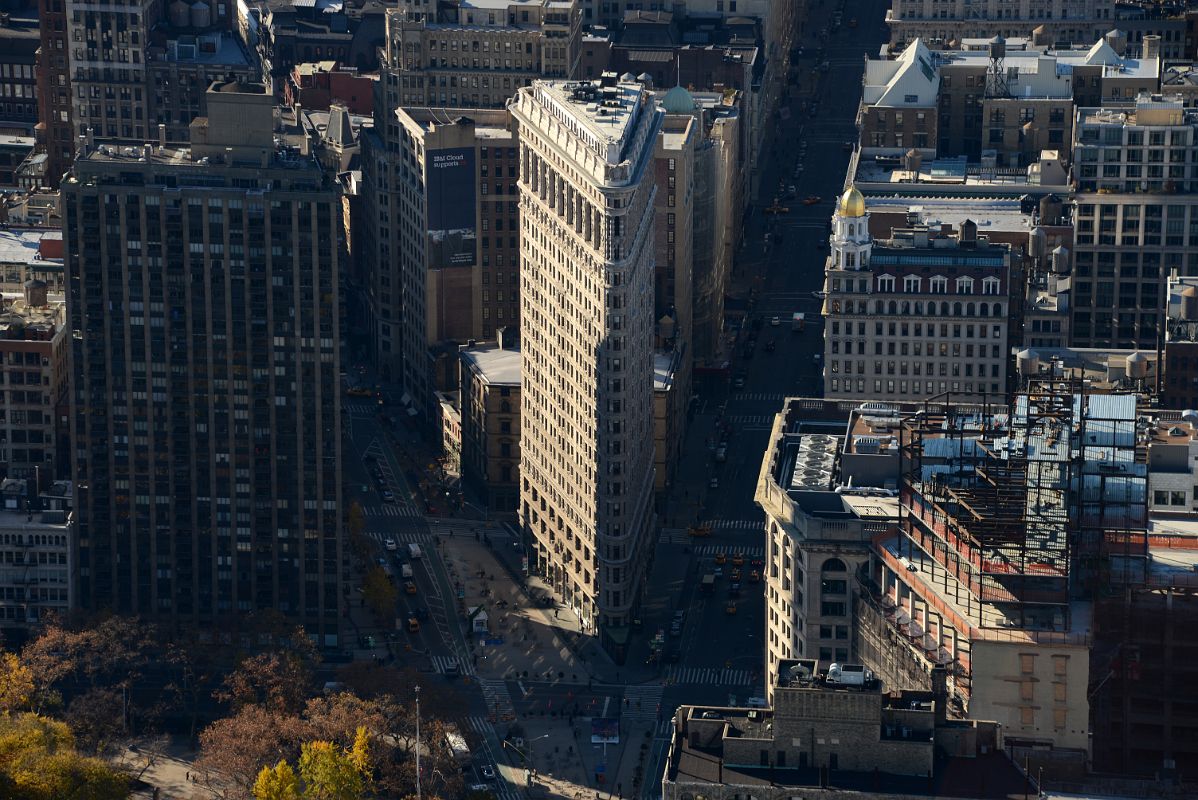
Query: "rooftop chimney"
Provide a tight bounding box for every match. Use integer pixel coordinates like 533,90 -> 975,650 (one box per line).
158,122 -> 167,150
497,326 -> 518,351
1143,35 -> 1161,62
962,219 -> 978,245
931,665 -> 948,727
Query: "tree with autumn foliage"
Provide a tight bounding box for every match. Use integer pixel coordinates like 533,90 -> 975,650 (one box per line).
252,760 -> 301,800
361,566 -> 398,621
0,712 -> 129,800
0,650 -> 34,715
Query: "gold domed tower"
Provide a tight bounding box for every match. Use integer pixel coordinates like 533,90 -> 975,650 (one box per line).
837,185 -> 866,218
830,185 -> 871,270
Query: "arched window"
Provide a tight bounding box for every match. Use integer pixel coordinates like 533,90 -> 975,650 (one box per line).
822,558 -> 847,573
993,303 -> 1004,317
953,302 -> 962,316
848,223 -> 856,236
926,302 -> 936,316
901,301 -> 911,314
914,301 -> 924,314
888,301 -> 897,314
966,302 -> 975,316
979,302 -> 989,317
501,400 -> 511,413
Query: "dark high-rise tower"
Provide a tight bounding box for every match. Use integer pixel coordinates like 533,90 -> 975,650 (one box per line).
61,82 -> 344,643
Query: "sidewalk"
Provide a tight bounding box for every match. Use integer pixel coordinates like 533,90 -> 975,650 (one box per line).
484,530 -> 661,686
440,535 -> 588,683
507,711 -> 656,800
115,739 -> 213,800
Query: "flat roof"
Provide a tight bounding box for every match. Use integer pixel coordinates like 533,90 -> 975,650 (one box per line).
533,79 -> 647,163
461,343 -> 521,386
840,494 -> 901,519
937,40 -> 1158,81
0,508 -> 71,529
162,34 -> 252,66
865,196 -> 1035,233
0,229 -> 58,266
653,352 -> 675,391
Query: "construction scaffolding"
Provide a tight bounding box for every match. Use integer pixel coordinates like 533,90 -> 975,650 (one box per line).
894,379 -> 1148,633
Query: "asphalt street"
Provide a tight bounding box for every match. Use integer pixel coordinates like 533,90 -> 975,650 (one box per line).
639,0 -> 892,794
337,1 -> 892,794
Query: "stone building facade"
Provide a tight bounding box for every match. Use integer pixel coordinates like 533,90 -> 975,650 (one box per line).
61,83 -> 344,643
822,188 -> 1012,403
512,77 -> 658,654
384,0 -> 580,109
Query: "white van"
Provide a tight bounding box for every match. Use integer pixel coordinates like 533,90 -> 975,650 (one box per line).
408,543 -> 423,560
401,563 -> 413,579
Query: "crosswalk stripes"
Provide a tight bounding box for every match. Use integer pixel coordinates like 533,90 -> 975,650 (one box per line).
466,715 -> 492,737
707,519 -> 763,530
726,414 -> 775,426
362,504 -> 422,518
731,392 -> 785,402
366,530 -> 430,545
691,544 -> 765,558
621,684 -> 664,726
430,655 -> 474,676
343,401 -> 380,414
667,666 -> 755,687
659,529 -> 691,545
478,677 -> 516,720
462,718 -> 521,800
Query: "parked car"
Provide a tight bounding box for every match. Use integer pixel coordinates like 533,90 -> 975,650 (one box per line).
384,537 -> 397,552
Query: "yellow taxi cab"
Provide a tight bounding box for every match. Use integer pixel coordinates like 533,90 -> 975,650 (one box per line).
731,568 -> 742,582
405,581 -> 417,595
407,616 -> 421,633
732,553 -> 745,567
714,552 -> 727,566
725,602 -> 737,615
749,569 -> 761,583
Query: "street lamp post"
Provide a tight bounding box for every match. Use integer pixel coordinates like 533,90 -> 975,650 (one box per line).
503,733 -> 549,788
528,733 -> 550,781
